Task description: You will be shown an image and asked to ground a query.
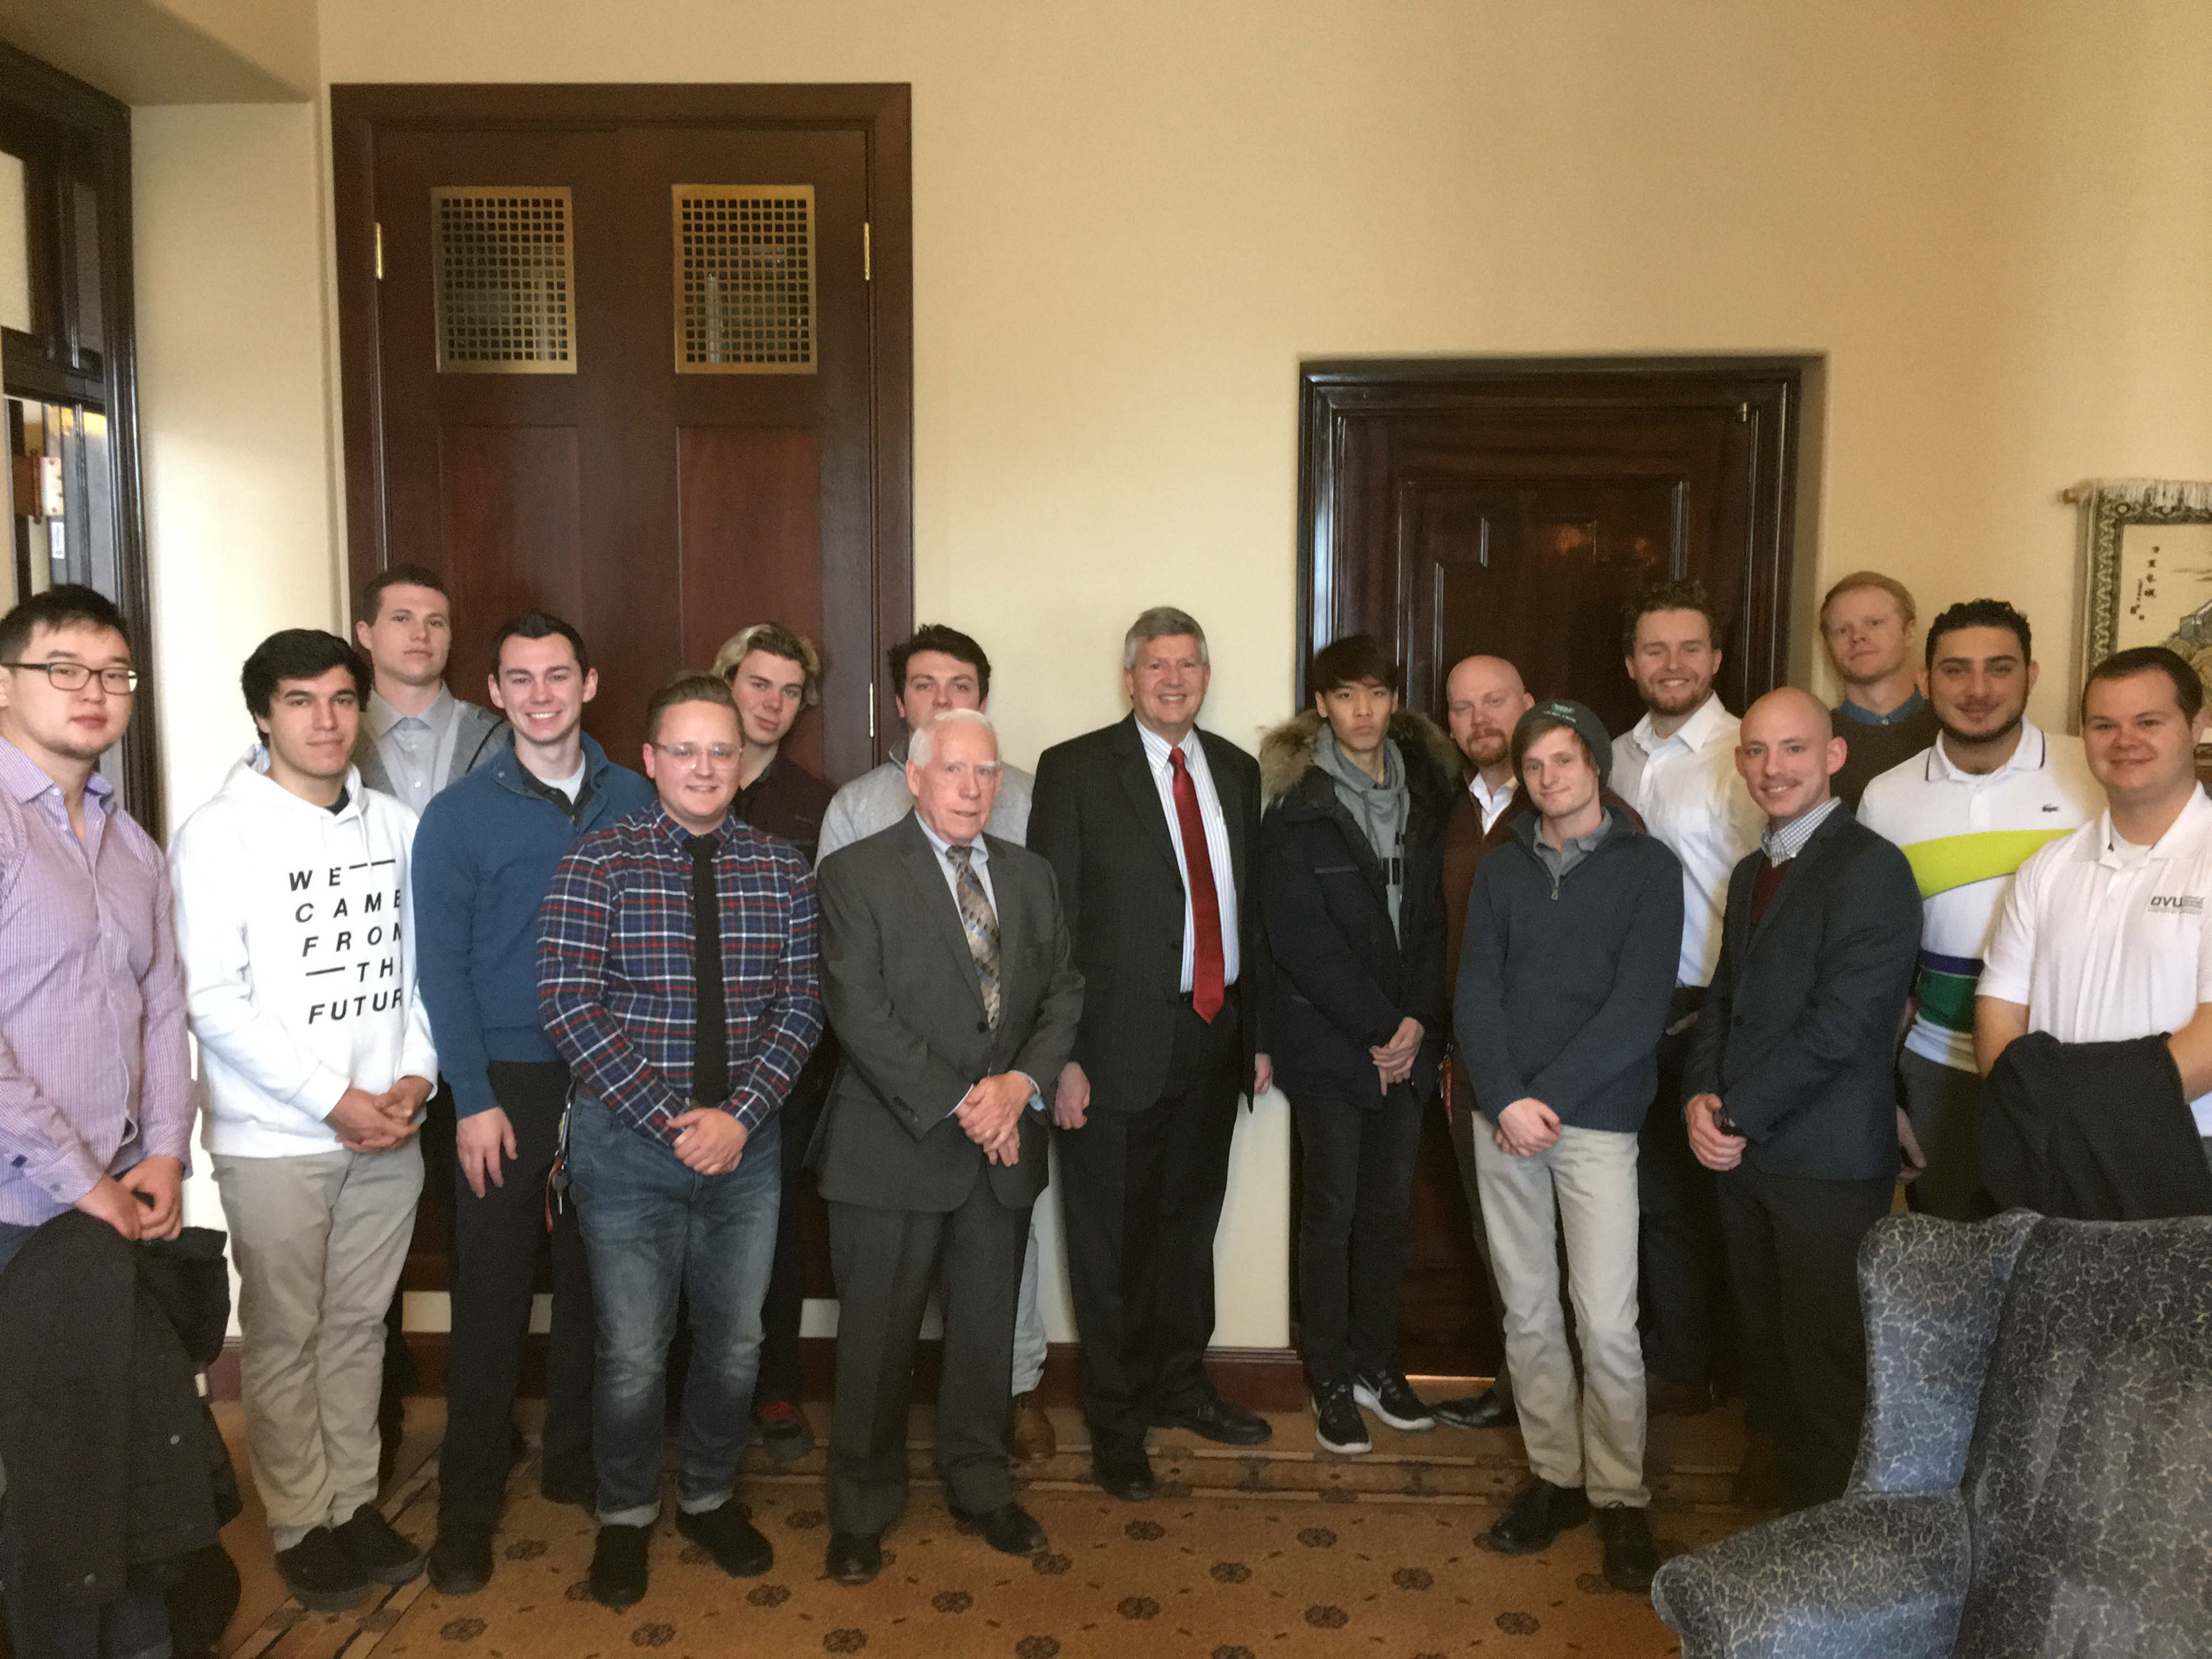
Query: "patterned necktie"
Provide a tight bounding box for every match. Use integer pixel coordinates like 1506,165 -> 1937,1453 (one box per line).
947,843 -> 1003,1030
1169,747 -> 1226,1022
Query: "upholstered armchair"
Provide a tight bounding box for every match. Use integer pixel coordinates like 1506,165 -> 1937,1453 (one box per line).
1651,1212 -> 2212,1659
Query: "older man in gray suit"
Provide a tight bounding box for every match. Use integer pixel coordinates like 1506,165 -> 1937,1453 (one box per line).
812,709 -> 1084,1587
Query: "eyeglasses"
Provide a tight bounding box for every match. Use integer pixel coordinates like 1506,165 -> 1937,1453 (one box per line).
2,660 -> 139,694
653,742 -> 738,766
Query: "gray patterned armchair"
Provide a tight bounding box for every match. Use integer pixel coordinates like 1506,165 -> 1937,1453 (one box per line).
1651,1212 -> 2212,1659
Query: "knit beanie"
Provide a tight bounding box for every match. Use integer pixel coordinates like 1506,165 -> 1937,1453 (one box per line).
1512,699 -> 1614,785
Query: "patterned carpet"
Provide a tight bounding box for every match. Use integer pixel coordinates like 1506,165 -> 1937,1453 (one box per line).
221,1407 -> 1760,1659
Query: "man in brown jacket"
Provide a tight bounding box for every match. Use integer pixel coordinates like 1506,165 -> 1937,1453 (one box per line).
1433,656 -> 1533,1428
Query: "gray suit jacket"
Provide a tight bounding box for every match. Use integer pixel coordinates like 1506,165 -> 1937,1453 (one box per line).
812,814 -> 1084,1211
352,696 -> 504,800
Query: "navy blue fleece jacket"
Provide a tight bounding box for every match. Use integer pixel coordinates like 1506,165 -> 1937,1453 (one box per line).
411,731 -> 655,1117
1453,810 -> 1683,1132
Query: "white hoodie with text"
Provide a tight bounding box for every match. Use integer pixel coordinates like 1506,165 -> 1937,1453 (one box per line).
169,751 -> 438,1157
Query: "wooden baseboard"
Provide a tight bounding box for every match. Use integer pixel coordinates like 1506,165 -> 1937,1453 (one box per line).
205,1335 -> 1312,1412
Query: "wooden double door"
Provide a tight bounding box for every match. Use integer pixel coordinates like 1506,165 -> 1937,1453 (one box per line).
1298,358 -> 1806,1376
333,84 -> 911,779
332,85 -> 910,1331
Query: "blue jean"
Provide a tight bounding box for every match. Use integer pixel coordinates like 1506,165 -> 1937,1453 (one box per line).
565,1103 -> 781,1526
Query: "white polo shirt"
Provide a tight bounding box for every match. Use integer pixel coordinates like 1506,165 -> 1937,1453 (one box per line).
1857,720 -> 2101,1072
1611,693 -> 1763,988
1980,785 -> 2212,1133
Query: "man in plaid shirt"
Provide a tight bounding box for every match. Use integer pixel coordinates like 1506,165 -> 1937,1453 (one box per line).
538,673 -> 823,1610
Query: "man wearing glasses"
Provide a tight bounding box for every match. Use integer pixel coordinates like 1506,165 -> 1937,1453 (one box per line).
538,674 -> 823,1611
0,585 -> 191,1658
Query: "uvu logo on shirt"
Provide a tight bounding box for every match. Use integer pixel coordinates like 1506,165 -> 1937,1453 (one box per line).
2148,893 -> 2208,916
288,860 -> 406,1024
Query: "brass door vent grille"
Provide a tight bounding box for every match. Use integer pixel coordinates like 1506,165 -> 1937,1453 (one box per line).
431,187 -> 576,373
674,185 -> 815,373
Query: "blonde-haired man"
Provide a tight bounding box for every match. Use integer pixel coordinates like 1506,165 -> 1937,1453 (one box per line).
1819,571 -> 1939,810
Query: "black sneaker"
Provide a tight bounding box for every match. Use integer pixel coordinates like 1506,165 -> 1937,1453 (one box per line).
274,1526 -> 371,1611
1597,1504 -> 1658,1591
588,1522 -> 652,1609
1429,1387 -> 1514,1430
427,1521 -> 494,1596
1352,1368 -> 1437,1432
333,1506 -> 425,1586
1310,1378 -> 1371,1455
675,1500 -> 773,1577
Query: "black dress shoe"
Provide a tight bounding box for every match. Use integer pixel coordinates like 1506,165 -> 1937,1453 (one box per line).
826,1531 -> 882,1586
1152,1392 -> 1272,1446
1092,1445 -> 1155,1501
274,1526 -> 371,1612
333,1506 -> 425,1586
1485,1478 -> 1592,1556
587,1523 -> 652,1609
1596,1505 -> 1658,1592
427,1521 -> 494,1595
949,1501 -> 1048,1557
676,1500 -> 773,1577
1429,1387 -> 1514,1431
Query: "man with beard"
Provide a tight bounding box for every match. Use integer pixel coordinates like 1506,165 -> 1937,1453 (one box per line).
1431,655 -> 1533,1430
1819,572 -> 1940,811
1858,600 -> 2096,1219
1609,582 -> 1761,1424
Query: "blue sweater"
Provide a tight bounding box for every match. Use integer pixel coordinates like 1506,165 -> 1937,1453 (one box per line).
1454,810 -> 1684,1133
412,732 -> 655,1117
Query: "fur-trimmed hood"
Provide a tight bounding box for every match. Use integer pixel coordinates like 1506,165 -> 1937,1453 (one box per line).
1259,708 -> 1463,814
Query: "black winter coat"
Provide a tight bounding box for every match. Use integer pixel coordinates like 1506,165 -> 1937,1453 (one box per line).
1257,710 -> 1455,1107
0,1215 -> 238,1608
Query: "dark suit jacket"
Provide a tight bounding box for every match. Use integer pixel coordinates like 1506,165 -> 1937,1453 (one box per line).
1685,805 -> 1921,1181
1029,713 -> 1268,1110
812,815 -> 1084,1211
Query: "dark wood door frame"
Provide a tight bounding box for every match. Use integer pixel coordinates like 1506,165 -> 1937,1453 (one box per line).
1297,355 -> 1812,713
330,82 -> 912,761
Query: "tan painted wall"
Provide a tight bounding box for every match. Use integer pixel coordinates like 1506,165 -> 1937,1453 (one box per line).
133,0 -> 2212,1348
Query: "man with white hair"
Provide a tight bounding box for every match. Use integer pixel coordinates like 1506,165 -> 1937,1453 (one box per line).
813,709 -> 1083,1585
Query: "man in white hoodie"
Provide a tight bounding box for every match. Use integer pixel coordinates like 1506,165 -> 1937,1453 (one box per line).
170,629 -> 439,1614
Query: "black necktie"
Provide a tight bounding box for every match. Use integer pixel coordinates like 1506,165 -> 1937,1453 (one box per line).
687,833 -> 728,1106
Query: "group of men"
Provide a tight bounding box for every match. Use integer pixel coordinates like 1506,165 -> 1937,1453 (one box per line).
2,552 -> 2207,1649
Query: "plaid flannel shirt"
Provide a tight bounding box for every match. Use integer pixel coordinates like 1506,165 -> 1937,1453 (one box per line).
538,804 -> 822,1144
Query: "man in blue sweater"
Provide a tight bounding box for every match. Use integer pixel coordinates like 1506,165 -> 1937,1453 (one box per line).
1455,700 -> 1683,1592
411,611 -> 654,1594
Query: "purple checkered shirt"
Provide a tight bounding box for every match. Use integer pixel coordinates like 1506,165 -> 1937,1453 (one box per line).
0,735 -> 192,1223
537,802 -> 822,1144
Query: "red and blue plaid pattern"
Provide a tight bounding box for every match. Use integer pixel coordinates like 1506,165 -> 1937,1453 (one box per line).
538,804 -> 822,1143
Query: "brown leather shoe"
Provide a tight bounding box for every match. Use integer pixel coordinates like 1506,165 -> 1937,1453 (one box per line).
1646,1375 -> 1713,1417
1010,1391 -> 1056,1462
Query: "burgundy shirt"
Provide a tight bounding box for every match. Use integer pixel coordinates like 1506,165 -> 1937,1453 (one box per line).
0,736 -> 192,1223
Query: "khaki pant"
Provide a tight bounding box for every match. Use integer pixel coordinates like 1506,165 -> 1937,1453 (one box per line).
215,1142 -> 424,1550
1474,1123 -> 1648,1507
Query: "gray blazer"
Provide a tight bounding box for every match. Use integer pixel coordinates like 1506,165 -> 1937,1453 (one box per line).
1686,806 -> 1922,1181
812,814 -> 1084,1212
352,696 -> 504,801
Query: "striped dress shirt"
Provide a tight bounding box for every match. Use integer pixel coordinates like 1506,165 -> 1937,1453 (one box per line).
0,735 -> 192,1223
538,804 -> 822,1144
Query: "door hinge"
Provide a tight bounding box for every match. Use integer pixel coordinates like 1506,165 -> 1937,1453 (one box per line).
374,222 -> 384,281
863,221 -> 872,282
1737,400 -> 1750,422
868,681 -> 878,739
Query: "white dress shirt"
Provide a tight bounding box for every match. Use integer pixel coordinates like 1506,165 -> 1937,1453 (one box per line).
1611,693 -> 1763,988
1136,721 -> 1242,990
1469,771 -> 1517,834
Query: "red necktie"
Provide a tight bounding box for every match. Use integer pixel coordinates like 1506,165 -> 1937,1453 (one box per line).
1170,747 -> 1226,1022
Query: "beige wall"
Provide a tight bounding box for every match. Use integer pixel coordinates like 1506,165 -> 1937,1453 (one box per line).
130,0 -> 2212,1345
